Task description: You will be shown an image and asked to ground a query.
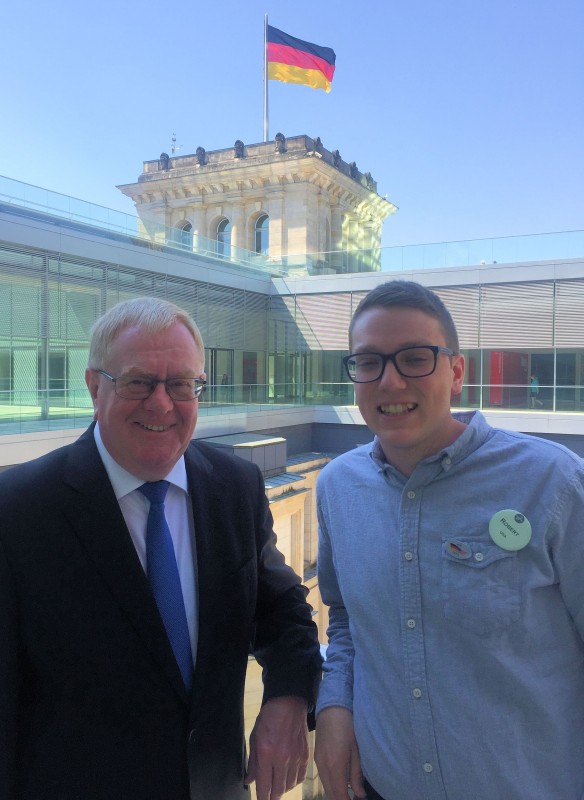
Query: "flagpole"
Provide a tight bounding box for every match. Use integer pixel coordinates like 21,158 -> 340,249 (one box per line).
263,14 -> 269,142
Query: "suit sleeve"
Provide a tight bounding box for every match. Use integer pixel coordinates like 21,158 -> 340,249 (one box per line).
0,536 -> 20,799
249,465 -> 322,710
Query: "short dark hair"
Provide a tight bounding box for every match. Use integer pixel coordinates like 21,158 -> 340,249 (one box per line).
349,280 -> 460,352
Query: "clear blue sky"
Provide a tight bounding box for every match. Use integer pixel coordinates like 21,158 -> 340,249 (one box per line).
2,0 -> 582,248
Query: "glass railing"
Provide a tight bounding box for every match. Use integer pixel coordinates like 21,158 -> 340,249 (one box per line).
281,250 -> 384,274
0,175 -> 280,276
379,230 -> 584,271
1,383 -> 583,436
0,389 -> 95,434
201,382 -> 355,407
295,231 -> 584,275
0,176 -> 141,238
2,175 -> 583,278
0,384 -> 354,435
454,384 -> 584,413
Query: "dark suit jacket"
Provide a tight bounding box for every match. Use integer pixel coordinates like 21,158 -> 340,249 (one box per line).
0,427 -> 322,800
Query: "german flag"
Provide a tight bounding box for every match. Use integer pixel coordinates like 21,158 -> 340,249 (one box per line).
267,25 -> 336,93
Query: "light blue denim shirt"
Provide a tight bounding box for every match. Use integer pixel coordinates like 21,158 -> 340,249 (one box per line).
317,411 -> 584,800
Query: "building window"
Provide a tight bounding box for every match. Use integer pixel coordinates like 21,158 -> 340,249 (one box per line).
216,218 -> 232,257
254,214 -> 269,256
169,222 -> 192,249
179,222 -> 192,249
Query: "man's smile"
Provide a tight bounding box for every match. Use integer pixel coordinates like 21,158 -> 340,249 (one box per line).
136,422 -> 174,432
378,403 -> 417,416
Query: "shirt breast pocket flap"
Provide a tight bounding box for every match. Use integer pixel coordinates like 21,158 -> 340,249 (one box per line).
442,539 -> 520,635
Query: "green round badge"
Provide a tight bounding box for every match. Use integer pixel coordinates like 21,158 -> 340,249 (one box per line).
489,510 -> 532,551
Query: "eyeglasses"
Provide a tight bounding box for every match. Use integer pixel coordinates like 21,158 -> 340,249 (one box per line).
96,370 -> 206,400
343,346 -> 455,383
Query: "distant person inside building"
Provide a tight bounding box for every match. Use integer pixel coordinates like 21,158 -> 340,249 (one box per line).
530,371 -> 543,407
0,297 -> 321,800
315,280 -> 584,800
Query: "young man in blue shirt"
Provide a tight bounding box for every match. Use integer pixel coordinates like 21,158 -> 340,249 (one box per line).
315,280 -> 584,800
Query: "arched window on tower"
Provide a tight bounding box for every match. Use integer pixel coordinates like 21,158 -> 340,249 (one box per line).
169,221 -> 193,250
254,214 -> 269,256
179,221 -> 192,249
216,218 -> 232,257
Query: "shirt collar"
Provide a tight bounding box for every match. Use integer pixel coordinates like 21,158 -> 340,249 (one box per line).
93,421 -> 188,500
370,410 -> 491,473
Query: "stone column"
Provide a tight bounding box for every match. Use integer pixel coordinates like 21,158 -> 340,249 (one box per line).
230,200 -> 245,253
331,205 -> 343,251
362,219 -> 378,271
135,197 -> 167,245
190,204 -> 206,250
304,184 -> 320,256
266,191 -> 285,260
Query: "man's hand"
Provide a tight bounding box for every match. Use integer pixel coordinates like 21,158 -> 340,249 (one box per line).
315,706 -> 365,800
245,695 -> 309,800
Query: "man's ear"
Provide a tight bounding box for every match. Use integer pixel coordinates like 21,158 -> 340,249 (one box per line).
451,354 -> 465,396
85,368 -> 99,420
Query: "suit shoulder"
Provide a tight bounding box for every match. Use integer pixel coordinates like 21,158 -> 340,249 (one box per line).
0,444 -> 71,491
0,430 -> 96,505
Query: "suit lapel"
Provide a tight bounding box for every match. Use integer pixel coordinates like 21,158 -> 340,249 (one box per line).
62,429 -> 190,703
184,444 -> 229,712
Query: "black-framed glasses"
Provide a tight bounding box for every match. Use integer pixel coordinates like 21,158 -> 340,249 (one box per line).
343,346 -> 455,383
96,370 -> 206,400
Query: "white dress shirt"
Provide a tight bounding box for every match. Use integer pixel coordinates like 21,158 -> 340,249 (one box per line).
94,422 -> 198,664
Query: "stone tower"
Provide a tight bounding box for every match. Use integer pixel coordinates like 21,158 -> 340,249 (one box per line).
118,134 -> 397,274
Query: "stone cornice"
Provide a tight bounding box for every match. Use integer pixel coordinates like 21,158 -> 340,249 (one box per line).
120,169 -> 395,226
117,134 -> 397,223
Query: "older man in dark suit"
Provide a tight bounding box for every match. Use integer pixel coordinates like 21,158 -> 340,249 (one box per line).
0,297 -> 321,800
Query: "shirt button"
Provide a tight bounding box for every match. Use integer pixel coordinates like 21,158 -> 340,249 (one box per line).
443,457 -> 452,465
407,491 -> 416,499
423,763 -> 433,773
404,551 -> 414,561
474,552 -> 484,562
407,618 -> 416,629
412,688 -> 422,698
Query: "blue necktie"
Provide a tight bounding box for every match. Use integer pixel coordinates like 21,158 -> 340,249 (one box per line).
139,480 -> 193,691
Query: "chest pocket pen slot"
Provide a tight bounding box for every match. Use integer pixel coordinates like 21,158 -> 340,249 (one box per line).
441,539 -> 520,636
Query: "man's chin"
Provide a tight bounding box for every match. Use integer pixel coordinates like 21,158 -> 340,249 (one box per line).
117,448 -> 182,481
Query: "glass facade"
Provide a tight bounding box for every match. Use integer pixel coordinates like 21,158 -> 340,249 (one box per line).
453,348 -> 584,412
1,225 -> 584,435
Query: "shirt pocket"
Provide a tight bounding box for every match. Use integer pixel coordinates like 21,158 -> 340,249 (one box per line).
441,539 -> 520,635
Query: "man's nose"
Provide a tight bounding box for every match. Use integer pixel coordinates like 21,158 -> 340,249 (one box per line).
144,381 -> 175,409
378,358 -> 408,388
